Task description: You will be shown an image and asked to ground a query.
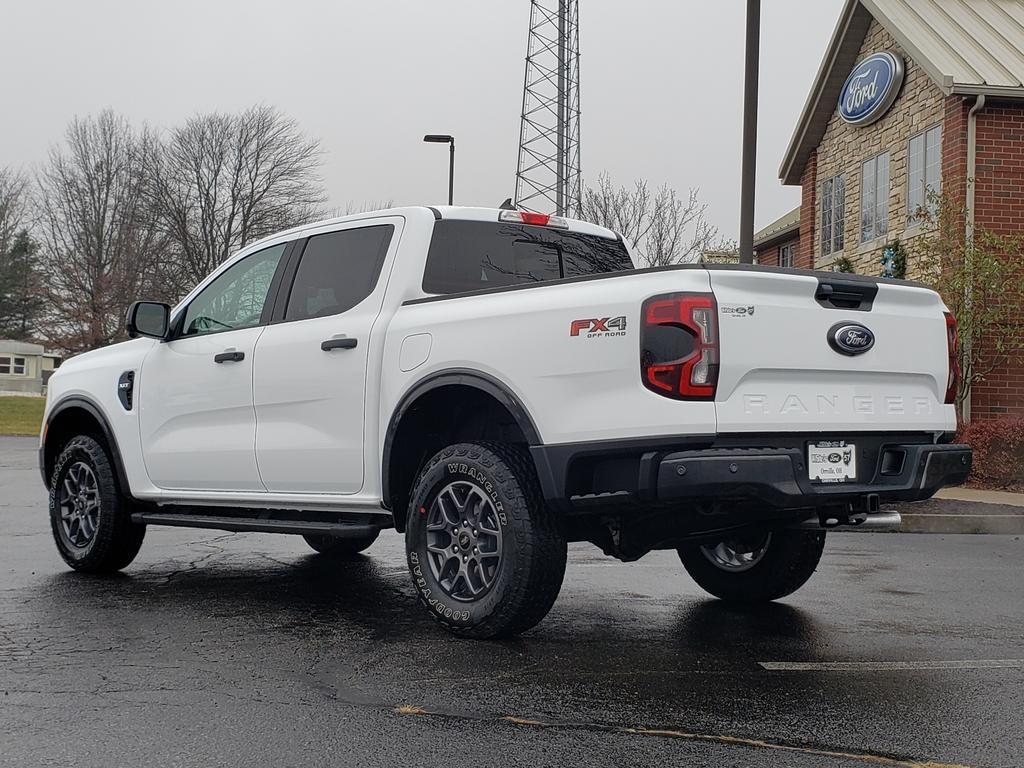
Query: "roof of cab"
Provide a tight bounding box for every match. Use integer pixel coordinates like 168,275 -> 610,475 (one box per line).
245,205 -> 620,252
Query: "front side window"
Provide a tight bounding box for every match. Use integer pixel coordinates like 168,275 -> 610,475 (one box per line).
821,174 -> 846,256
423,220 -> 633,295
284,225 -> 394,322
908,125 -> 942,221
780,242 -> 796,268
861,152 -> 890,242
0,356 -> 27,375
182,243 -> 286,337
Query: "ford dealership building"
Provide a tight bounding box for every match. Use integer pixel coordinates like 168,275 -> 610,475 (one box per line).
756,0 -> 1024,419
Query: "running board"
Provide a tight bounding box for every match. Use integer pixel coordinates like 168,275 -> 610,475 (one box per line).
131,512 -> 381,538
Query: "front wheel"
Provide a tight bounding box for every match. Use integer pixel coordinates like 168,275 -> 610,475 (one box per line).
405,442 -> 567,639
678,529 -> 826,602
49,435 -> 145,573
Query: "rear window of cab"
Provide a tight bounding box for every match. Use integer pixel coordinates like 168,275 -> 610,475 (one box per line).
422,220 -> 633,295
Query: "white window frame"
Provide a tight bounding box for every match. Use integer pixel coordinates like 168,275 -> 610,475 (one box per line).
821,174 -> 846,257
0,355 -> 28,375
780,241 -> 796,268
860,152 -> 890,243
908,124 -> 942,222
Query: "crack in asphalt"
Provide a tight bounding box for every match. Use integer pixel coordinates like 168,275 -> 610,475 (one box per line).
393,707 -> 974,768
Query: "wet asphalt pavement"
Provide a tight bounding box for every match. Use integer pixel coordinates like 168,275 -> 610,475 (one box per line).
1,436 -> 1022,768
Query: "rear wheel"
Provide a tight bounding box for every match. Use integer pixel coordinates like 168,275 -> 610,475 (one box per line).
678,528 -> 826,602
302,531 -> 379,556
49,435 -> 145,573
405,441 -> 567,639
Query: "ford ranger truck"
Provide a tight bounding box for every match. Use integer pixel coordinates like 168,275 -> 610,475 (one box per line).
39,206 -> 972,638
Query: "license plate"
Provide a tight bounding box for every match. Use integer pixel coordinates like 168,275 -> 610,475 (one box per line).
808,441 -> 857,483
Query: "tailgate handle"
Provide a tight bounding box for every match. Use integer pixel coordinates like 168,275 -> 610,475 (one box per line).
815,279 -> 877,311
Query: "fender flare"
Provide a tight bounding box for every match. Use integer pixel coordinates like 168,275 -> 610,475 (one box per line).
380,368 -> 542,510
42,395 -> 132,497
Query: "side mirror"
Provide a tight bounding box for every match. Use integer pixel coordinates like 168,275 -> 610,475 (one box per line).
125,301 -> 171,340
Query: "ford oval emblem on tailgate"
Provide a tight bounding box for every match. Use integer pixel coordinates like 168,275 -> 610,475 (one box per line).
828,322 -> 875,356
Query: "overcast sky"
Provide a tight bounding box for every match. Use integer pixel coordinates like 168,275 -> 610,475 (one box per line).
0,0 -> 844,239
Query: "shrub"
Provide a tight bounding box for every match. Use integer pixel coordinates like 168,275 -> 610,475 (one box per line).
831,256 -> 855,273
956,417 -> 1024,490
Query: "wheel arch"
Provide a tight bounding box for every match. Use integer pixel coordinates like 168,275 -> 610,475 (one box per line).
382,369 -> 542,531
42,396 -> 132,497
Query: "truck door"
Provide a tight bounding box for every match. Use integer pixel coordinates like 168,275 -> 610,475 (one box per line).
252,220 -> 400,494
139,243 -> 288,491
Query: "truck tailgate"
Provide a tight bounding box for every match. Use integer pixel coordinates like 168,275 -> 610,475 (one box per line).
708,268 -> 955,434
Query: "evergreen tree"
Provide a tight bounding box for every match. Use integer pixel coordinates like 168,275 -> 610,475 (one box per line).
0,229 -> 43,340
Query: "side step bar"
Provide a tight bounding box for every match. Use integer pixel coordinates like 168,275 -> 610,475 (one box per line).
131,512 -> 381,539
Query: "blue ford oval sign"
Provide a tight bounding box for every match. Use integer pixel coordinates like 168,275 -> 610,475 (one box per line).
838,52 -> 904,126
828,322 -> 875,356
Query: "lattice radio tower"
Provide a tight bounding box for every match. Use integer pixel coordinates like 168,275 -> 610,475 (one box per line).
514,0 -> 581,217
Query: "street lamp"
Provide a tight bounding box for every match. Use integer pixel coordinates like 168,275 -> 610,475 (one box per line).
423,134 -> 455,205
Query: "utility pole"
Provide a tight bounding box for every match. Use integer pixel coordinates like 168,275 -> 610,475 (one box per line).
738,0 -> 760,264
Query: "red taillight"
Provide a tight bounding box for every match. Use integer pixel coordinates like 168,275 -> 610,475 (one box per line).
640,292 -> 719,400
944,311 -> 959,405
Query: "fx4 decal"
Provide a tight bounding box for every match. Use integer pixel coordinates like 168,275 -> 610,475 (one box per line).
570,316 -> 627,338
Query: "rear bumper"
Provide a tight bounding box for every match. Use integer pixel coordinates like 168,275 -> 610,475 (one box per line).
655,443 -> 971,508
531,435 -> 971,513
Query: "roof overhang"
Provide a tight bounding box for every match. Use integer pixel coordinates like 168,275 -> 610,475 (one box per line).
753,221 -> 800,252
779,0 -> 873,186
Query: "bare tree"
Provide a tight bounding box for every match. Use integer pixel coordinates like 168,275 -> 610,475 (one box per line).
913,193 -> 1024,422
150,105 -> 327,291
35,111 -> 167,352
581,172 -> 722,267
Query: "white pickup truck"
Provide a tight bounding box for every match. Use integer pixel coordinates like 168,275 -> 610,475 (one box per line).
40,206 -> 971,638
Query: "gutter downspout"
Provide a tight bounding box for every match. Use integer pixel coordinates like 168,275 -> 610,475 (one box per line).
963,93 -> 986,424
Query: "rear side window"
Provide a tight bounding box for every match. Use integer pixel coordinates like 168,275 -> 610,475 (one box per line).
423,220 -> 632,294
284,225 -> 394,321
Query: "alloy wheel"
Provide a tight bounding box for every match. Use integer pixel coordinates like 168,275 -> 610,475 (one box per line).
700,532 -> 773,573
58,461 -> 101,549
425,481 -> 504,602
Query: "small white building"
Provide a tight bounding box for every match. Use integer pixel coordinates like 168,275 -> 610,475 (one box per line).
0,340 -> 62,396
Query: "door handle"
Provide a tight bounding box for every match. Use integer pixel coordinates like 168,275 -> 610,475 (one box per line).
214,350 -> 245,363
321,337 -> 358,351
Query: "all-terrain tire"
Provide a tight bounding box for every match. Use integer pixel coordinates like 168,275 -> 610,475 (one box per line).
303,531 -> 380,556
405,442 -> 567,639
678,529 -> 826,602
49,435 -> 145,573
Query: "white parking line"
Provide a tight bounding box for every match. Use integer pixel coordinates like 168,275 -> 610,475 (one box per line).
760,659 -> 1024,671
901,513 -> 1023,518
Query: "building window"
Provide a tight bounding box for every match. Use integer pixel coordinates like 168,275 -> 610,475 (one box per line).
821,174 -> 845,256
860,152 -> 890,242
780,242 -> 796,268
0,356 -> 27,375
908,124 -> 942,221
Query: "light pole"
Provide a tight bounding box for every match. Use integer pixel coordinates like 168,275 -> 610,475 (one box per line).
738,0 -> 760,264
423,134 -> 455,205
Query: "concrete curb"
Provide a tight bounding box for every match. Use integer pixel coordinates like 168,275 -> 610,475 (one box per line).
934,487 -> 1024,508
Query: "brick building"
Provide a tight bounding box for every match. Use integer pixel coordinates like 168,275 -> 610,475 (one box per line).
758,0 -> 1024,420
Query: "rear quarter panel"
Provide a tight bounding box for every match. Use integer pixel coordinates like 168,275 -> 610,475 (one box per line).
379,269 -> 717,447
